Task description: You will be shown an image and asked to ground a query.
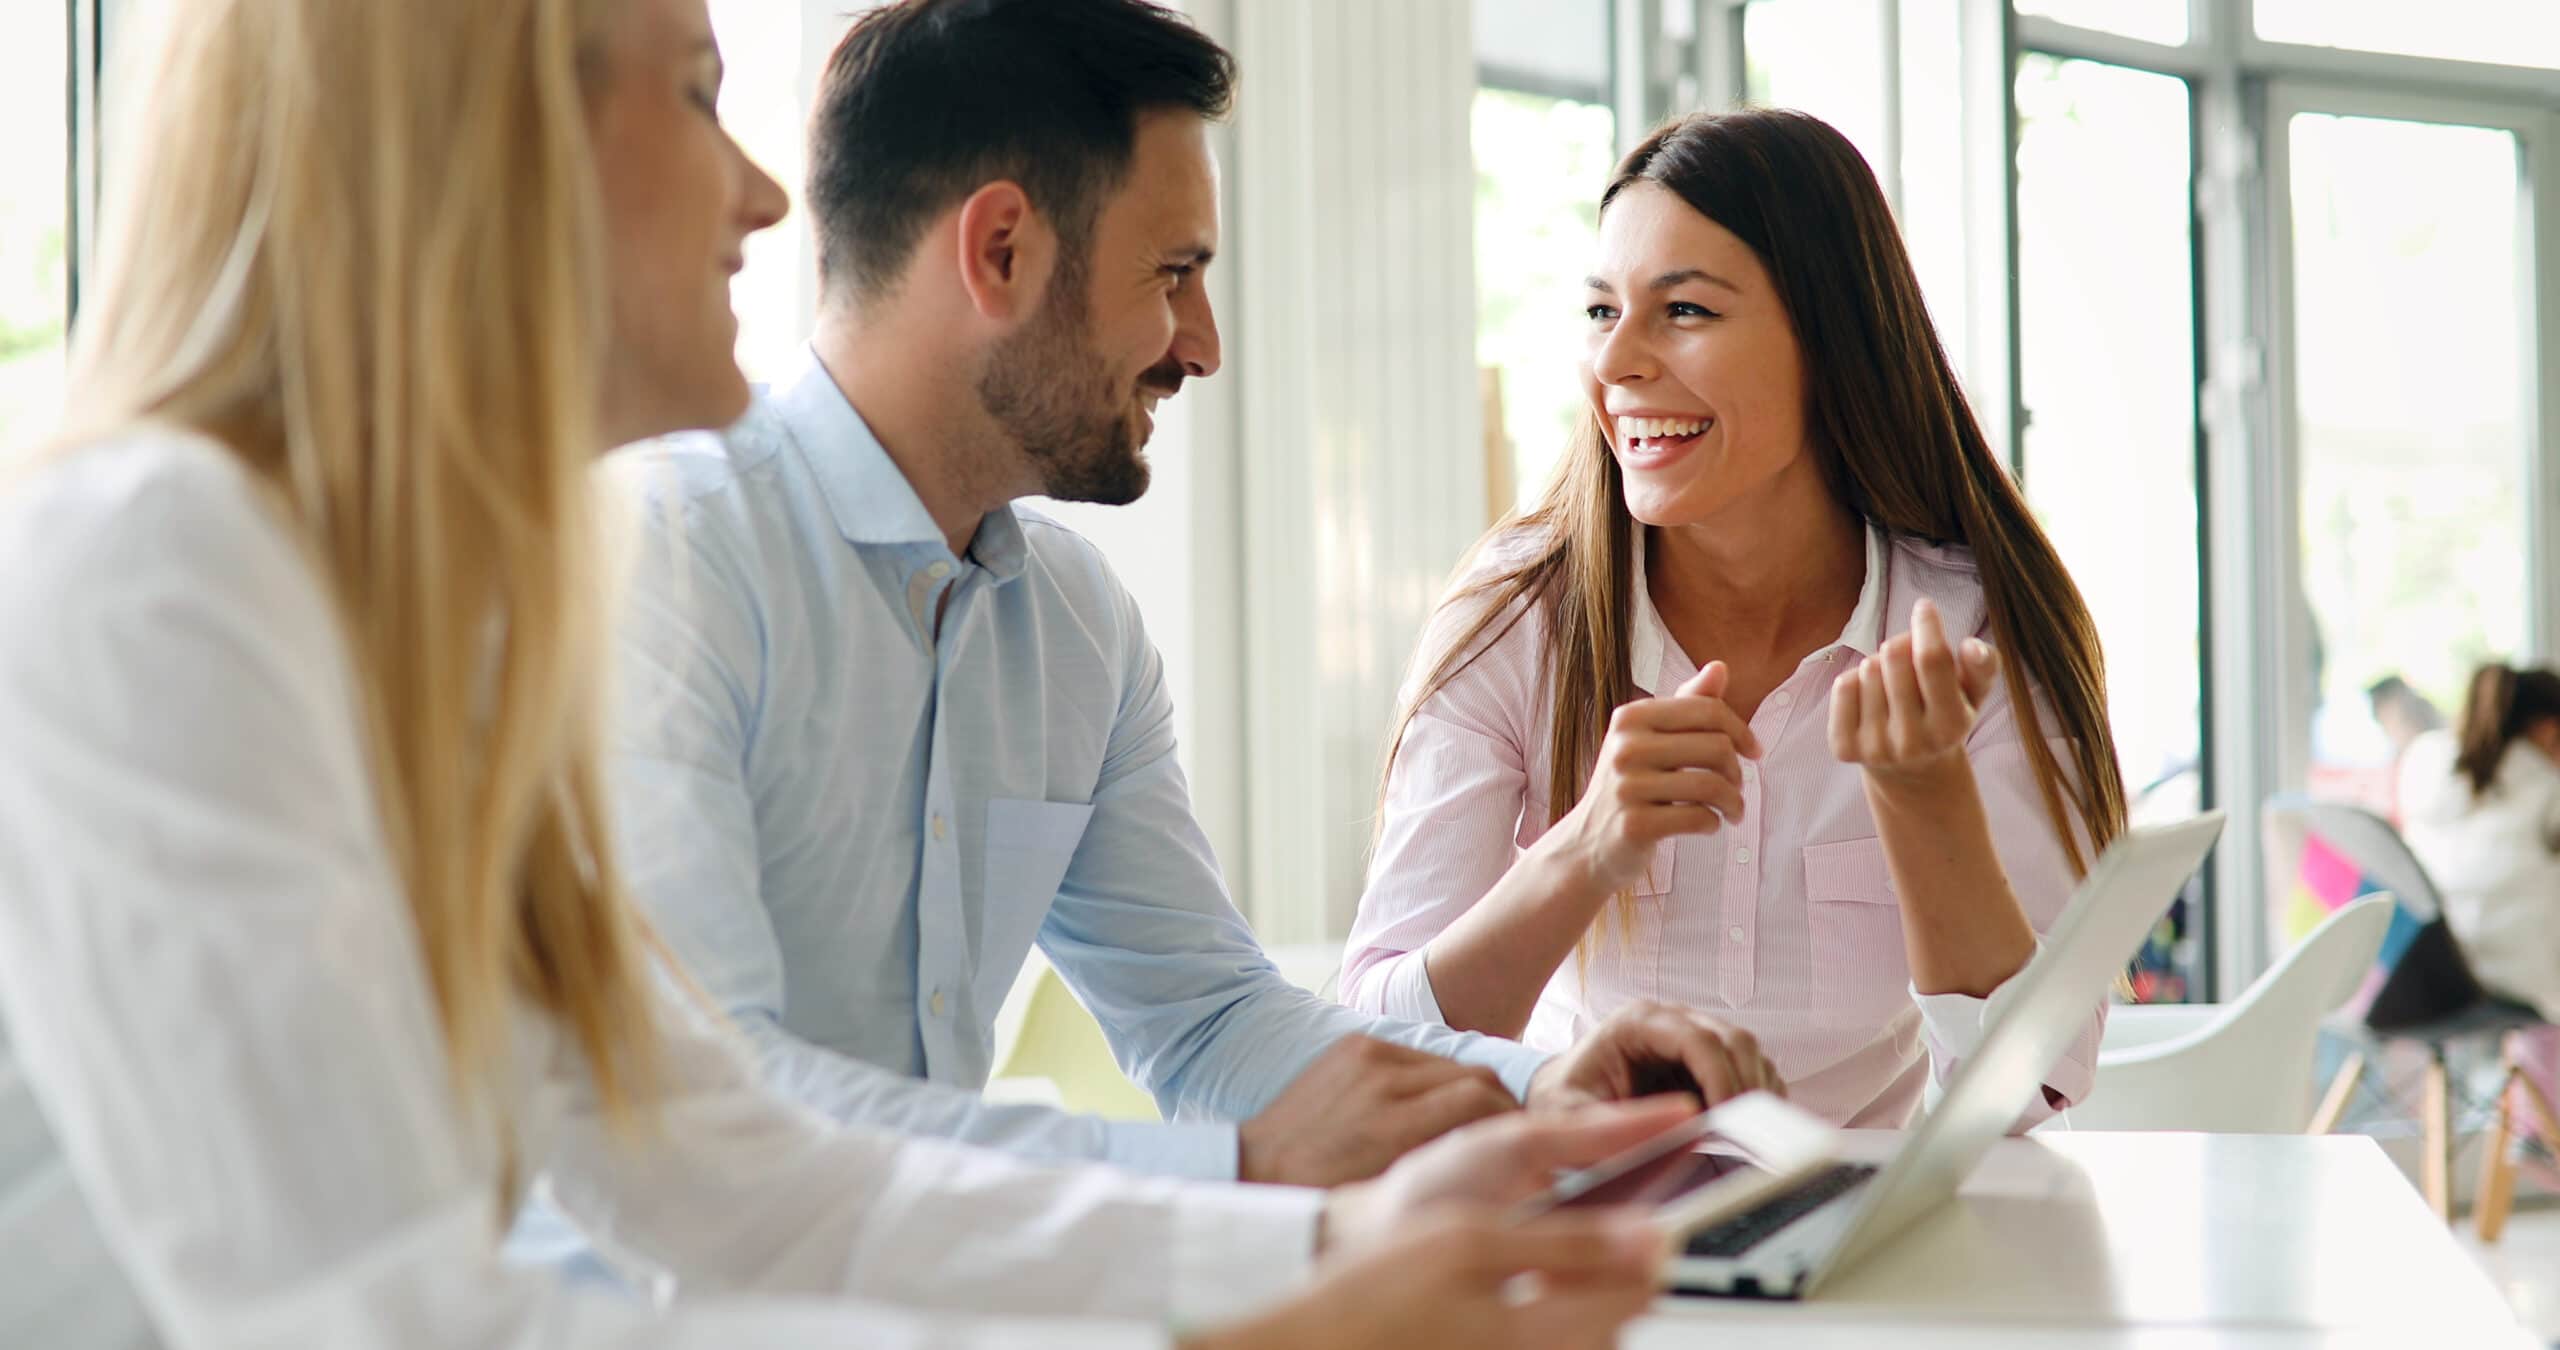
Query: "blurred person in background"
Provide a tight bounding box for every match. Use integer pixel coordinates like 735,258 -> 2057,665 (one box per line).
2401,662 -> 2560,1180
2367,672 -> 2449,821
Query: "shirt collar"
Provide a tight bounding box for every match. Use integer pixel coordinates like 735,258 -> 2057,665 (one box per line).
770,344 -> 1031,583
1836,523 -> 1893,656
1629,521 -> 1895,694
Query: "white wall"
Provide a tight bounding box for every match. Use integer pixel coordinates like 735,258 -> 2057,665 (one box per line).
1225,0 -> 1488,941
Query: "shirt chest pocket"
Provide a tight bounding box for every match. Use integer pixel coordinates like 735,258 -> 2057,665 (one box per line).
978,798 -> 1096,1007
1802,837 -> 1908,1027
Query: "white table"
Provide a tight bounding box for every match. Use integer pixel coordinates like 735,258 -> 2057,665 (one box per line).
1629,1131 -> 2535,1348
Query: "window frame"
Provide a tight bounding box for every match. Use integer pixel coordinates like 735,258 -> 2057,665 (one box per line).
2008,0 -> 2560,996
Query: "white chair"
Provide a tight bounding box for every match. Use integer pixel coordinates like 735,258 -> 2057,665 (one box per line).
2064,896 -> 2392,1133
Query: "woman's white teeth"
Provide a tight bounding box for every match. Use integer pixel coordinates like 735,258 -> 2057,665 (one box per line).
1617,416 -> 1709,441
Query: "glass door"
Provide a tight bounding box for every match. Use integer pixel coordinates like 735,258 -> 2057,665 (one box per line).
2265,87 -> 2558,950
2014,53 -> 2205,1000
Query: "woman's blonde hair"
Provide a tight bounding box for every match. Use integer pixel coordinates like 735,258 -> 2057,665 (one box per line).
52,0 -> 661,1166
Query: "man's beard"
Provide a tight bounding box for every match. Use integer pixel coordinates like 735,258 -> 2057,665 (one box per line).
977,261 -> 1182,506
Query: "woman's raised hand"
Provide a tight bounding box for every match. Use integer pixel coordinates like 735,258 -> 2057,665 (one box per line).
1829,597 -> 1998,782
1549,660 -> 1762,894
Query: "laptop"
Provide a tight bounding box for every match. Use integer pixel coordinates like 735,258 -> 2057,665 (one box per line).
1660,811 -> 2226,1299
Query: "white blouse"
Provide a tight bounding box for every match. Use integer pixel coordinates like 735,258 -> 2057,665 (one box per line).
0,430 -> 1318,1349
2400,732 -> 2560,1020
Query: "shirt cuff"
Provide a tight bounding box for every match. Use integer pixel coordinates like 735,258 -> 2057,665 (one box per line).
1380,950 -> 1449,1023
1166,1181 -> 1324,1331
1104,1120 -> 1240,1182
1909,939 -> 2045,1065
1389,951 -> 1550,1104
1473,1035 -> 1554,1105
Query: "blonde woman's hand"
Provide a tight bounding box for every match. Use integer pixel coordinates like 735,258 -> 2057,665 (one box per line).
1319,1098 -> 1699,1255
1184,1211 -> 1665,1350
1829,597 -> 1998,785
1549,661 -> 1762,895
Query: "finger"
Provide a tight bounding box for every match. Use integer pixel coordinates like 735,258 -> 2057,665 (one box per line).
1624,769 -> 1743,819
1736,1042 -> 1782,1096
1637,694 -> 1763,759
1625,732 -> 1745,780
1668,1027 -> 1745,1104
1960,636 -> 2003,705
1879,639 -> 1926,751
1909,598 -> 1965,714
1675,659 -> 1729,700
1857,658 -> 1890,761
1392,1067 -> 1524,1145
1910,597 -> 1947,658
1631,803 -> 1726,841
1508,1098 -> 1702,1174
1614,1011 -> 1742,1103
1460,1215 -> 1664,1281
1503,1282 -> 1661,1350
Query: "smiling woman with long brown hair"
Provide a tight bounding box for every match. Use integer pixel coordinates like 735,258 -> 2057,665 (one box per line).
0,1 -> 1675,1346
1342,108 -> 2129,1128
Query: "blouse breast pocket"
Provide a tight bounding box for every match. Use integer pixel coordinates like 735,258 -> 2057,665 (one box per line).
1802,836 -> 1908,1027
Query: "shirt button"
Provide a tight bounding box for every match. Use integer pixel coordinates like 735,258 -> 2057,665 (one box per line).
930,989 -> 947,1017
1741,764 -> 1755,784
926,561 -> 954,580
1728,925 -> 1747,942
931,813 -> 947,841
1770,691 -> 1793,708
1735,847 -> 1753,864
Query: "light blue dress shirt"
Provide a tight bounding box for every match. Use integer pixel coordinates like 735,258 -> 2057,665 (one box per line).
608,347 -> 1549,1180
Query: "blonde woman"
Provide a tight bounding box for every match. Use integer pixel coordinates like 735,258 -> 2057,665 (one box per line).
0,1 -> 1674,1347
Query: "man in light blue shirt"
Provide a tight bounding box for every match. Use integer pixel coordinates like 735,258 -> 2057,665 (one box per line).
609,0 -> 1778,1187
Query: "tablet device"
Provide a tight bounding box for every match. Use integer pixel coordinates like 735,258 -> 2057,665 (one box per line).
1506,1092 -> 1840,1234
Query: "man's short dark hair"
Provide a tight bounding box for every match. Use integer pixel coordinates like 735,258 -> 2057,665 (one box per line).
809,0 -> 1235,302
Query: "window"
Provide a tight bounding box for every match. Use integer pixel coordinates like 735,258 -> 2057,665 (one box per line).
2014,0 -> 2187,47
0,2 -> 68,452
2282,112 -> 2531,810
709,0 -> 836,385
2255,0 -> 2560,70
2014,54 -> 2203,1001
1741,0 -> 1895,202
1473,89 -> 1615,512
1474,0 -> 1614,513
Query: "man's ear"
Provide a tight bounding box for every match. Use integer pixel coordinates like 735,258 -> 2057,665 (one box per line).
952,181 -> 1054,324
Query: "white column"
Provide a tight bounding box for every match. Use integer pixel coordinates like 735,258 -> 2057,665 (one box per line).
1228,0 -> 1487,942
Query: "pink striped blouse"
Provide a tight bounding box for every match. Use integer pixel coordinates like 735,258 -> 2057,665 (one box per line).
1342,525 -> 2102,1129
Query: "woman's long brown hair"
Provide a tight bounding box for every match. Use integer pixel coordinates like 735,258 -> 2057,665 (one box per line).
2453,662 -> 2560,797
1381,109 -> 2128,941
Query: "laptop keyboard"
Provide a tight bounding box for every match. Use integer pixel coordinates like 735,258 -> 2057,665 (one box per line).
1682,1162 -> 1880,1259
